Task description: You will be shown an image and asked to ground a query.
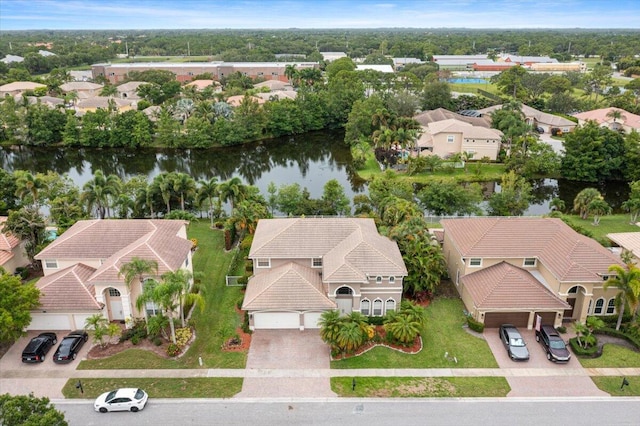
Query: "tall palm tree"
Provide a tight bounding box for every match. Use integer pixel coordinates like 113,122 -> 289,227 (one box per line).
161,269 -> 204,327
218,177 -> 248,210
606,108 -> 626,125
135,278 -> 182,344
197,177 -> 219,226
150,173 -> 175,214
119,257 -> 159,293
172,173 -> 197,211
14,171 -> 45,208
81,170 -> 122,219
604,264 -> 640,329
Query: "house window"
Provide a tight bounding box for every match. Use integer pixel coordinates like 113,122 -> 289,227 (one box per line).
568,286 -> 578,294
185,257 -> 189,267
375,276 -> 382,284
447,135 -> 454,143
312,258 -> 322,268
257,72 -> 264,77
143,280 -> 160,317
373,299 -> 383,316
360,299 -> 370,316
256,258 -> 270,268
45,259 -> 58,269
108,288 -> 121,297
385,299 -> 396,313
389,276 -> 395,284
606,298 -> 616,315
593,298 -> 605,315
523,258 -> 536,267
469,258 -> 482,267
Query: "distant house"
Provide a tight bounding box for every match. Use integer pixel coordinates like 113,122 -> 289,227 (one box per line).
0,54 -> 24,64
116,81 -> 146,100
441,217 -> 624,328
75,96 -> 133,114
319,52 -> 347,62
415,118 -> 503,161
243,218 -> 407,330
226,95 -> 265,107
0,81 -> 47,97
32,219 -> 193,330
392,57 -> 423,71
254,90 -> 297,102
498,54 -> 557,65
184,79 -> 221,93
14,94 -> 65,109
38,50 -> 56,57
477,103 -> 576,134
0,216 -> 30,275
253,80 -> 292,92
60,81 -> 104,98
573,107 -> 640,134
607,232 -> 640,265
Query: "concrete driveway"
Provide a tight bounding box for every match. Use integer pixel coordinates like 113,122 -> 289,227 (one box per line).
236,329 -> 336,398
0,330 -> 91,398
484,328 -> 608,397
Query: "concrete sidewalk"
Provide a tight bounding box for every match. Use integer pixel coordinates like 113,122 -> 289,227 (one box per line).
3,367 -> 640,379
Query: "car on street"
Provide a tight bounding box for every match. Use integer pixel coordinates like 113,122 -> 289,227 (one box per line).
94,388 -> 148,413
499,324 -> 530,361
53,330 -> 88,363
535,325 -> 571,362
21,332 -> 57,363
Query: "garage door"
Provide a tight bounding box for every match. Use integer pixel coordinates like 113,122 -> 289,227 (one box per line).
535,312 -> 557,326
484,312 -> 529,328
73,314 -> 94,330
28,313 -> 72,330
303,312 -> 324,329
253,312 -> 300,329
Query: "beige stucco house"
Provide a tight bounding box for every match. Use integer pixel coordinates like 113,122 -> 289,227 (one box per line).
573,107 -> 640,134
477,104 -> 577,134
31,219 -> 193,330
0,81 -> 47,97
0,216 -> 30,274
416,118 -> 503,161
441,217 -> 624,329
242,218 -> 407,330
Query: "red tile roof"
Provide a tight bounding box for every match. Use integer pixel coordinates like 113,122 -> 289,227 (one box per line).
36,263 -> 103,311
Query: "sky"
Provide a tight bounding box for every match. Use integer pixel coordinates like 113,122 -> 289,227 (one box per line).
1,0 -> 639,30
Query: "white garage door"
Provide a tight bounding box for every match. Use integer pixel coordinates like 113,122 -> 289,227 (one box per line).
303,312 -> 323,329
28,313 -> 71,330
73,314 -> 94,330
253,312 -> 300,329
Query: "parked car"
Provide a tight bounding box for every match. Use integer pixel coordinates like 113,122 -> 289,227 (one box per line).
499,324 -> 530,361
535,126 -> 544,134
94,388 -> 148,413
551,127 -> 563,136
536,325 -> 571,362
21,332 -> 57,363
53,330 -> 88,363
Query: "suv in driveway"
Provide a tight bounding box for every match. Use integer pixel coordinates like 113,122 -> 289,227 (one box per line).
22,332 -> 57,363
536,325 -> 571,362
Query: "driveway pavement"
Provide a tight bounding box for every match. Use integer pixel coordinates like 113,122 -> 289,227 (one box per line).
0,330 -> 91,398
235,329 -> 336,398
539,132 -> 564,154
484,328 -> 608,397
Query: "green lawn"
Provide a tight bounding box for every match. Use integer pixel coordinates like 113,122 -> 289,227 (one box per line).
579,344 -> 640,368
448,82 -> 500,96
62,378 -> 242,399
591,376 -> 640,396
357,159 -> 506,184
331,377 -> 509,397
559,214 -> 639,244
332,298 -> 497,369
78,221 -> 247,369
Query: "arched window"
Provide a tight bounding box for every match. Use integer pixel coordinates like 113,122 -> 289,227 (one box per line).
108,288 -> 121,297
385,299 -> 396,313
568,286 -> 579,294
593,298 -> 605,315
143,279 -> 160,317
389,276 -> 395,284
375,276 -> 382,284
606,298 -> 616,315
360,299 -> 371,316
373,299 -> 383,316
337,286 -> 353,295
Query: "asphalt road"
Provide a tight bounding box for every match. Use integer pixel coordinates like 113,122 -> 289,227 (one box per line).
54,397 -> 640,426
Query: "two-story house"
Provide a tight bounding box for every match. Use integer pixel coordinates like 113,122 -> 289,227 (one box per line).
242,218 -> 407,330
31,219 -> 193,330
441,217 -> 624,329
0,216 -> 30,274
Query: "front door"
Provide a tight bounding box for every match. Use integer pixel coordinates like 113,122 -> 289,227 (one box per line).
110,300 -> 124,320
336,297 -> 352,315
563,298 -> 576,320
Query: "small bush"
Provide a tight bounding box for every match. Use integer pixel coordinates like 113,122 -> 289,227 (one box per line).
467,316 -> 485,333
175,327 -> 192,348
153,337 -> 162,346
167,343 -> 180,357
237,275 -> 249,285
367,316 -> 386,326
242,311 -> 251,334
569,337 -> 601,357
556,326 -> 567,334
131,335 -> 140,345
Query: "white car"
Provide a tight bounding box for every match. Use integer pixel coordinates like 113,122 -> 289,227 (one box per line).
94,388 -> 148,413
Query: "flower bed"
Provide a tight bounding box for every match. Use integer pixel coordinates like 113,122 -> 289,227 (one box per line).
331,326 -> 422,360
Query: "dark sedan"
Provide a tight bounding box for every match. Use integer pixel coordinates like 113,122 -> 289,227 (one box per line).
499,324 -> 530,361
21,332 -> 57,363
53,330 -> 88,363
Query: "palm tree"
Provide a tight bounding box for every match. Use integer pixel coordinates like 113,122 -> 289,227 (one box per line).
384,310 -> 421,344
135,278 -> 182,344
14,171 -> 45,208
231,200 -> 269,235
150,173 -> 175,214
172,173 -> 197,211
587,198 -> 611,225
604,264 -> 640,329
318,310 -> 343,350
284,64 -> 298,85
119,257 -> 159,293
218,177 -> 248,210
606,108 -> 626,125
81,170 -> 122,219
161,269 -> 204,327
336,321 -> 365,354
573,187 -> 602,219
197,177 -> 219,226
549,197 -> 566,213
100,84 -> 118,97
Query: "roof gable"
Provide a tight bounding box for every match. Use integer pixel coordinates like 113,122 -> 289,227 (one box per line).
36,263 -> 102,311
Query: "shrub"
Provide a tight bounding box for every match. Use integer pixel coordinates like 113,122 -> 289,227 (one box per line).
556,326 -> 567,334
242,311 -> 251,334
597,326 -> 640,349
467,316 -> 485,333
237,275 -> 249,285
240,234 -> 253,251
153,337 -> 162,346
119,319 -> 148,342
167,343 -> 180,357
131,335 -> 140,345
569,337 -> 601,357
599,313 -> 633,328
367,316 -> 386,326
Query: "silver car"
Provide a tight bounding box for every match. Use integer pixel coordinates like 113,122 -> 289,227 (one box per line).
499,324 -> 530,361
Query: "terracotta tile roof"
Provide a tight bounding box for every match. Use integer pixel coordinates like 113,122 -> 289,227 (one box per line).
414,108 -> 490,128
253,80 -> 292,91
607,232 -> 640,259
477,104 -> 575,127
441,217 -> 623,282
35,219 -> 192,282
250,218 -> 407,282
461,262 -> 570,309
60,82 -> 103,91
0,216 -> 21,251
0,81 -> 46,92
242,262 -> 336,310
76,96 -> 132,109
116,81 -> 146,92
226,95 -> 265,107
36,263 -> 102,311
573,107 -> 640,129
427,118 -> 503,140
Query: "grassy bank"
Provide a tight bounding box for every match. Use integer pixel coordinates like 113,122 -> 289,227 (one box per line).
331,377 -> 510,397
